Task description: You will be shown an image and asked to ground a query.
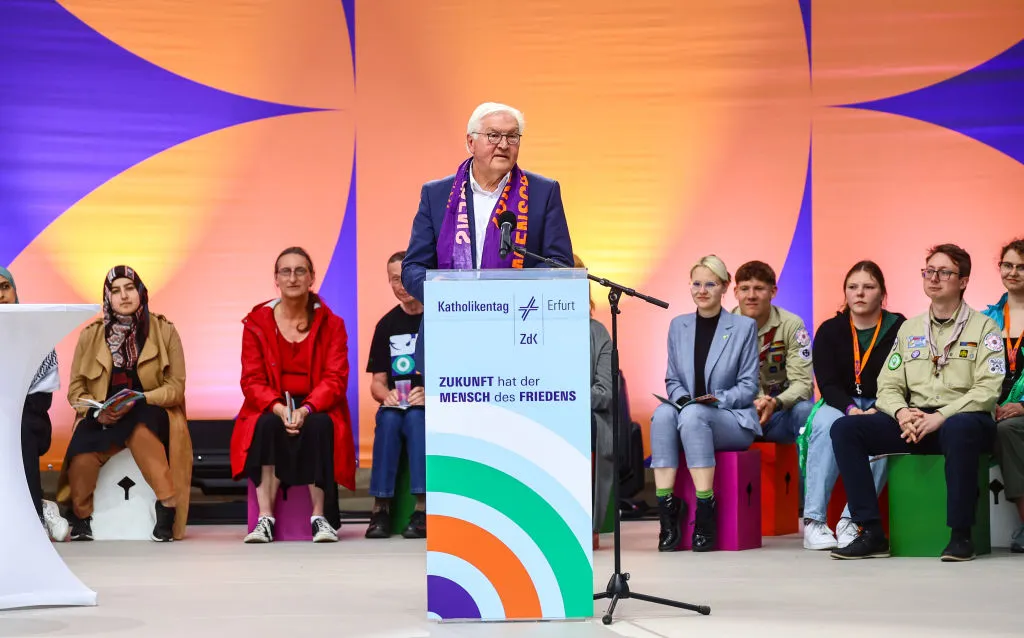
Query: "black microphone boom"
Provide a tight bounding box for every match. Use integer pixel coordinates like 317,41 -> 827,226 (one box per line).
497,210 -> 517,259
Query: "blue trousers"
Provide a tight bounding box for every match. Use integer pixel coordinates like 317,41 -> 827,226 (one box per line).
369,406 -> 426,498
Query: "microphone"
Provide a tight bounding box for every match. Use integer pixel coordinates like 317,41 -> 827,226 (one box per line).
497,210 -> 517,259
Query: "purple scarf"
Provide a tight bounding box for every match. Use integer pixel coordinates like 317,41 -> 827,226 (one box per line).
436,158 -> 529,269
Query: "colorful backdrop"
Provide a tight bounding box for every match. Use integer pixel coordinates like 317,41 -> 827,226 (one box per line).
2,0 -> 1022,469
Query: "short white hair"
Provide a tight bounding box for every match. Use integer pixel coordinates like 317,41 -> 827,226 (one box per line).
466,102 -> 526,135
691,255 -> 731,285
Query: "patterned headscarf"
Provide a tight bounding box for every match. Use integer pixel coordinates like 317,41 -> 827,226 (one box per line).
1,265 -> 59,388
103,266 -> 150,369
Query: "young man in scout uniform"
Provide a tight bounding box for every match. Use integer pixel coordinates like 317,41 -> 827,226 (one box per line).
733,261 -> 815,441
830,244 -> 1004,562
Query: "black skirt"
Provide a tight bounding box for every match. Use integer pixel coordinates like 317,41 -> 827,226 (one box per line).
65,401 -> 170,460
241,409 -> 340,529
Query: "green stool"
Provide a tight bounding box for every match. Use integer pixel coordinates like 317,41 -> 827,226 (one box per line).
888,455 -> 991,557
390,443 -> 418,535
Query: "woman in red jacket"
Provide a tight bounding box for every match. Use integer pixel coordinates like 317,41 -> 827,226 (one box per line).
231,247 -> 355,543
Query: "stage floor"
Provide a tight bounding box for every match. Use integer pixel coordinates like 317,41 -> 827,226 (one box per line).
1,522 -> 1020,638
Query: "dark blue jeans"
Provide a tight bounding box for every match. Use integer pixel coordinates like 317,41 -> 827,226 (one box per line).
369,406 -> 426,498
831,411 -> 995,530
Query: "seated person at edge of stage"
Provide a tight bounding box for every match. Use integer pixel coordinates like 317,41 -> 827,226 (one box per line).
830,243 -> 1003,562
650,256 -> 759,552
231,247 -> 355,544
364,251 -> 427,540
58,266 -> 190,542
402,99 -> 572,295
732,261 -> 815,441
574,254 -> 614,551
983,237 -> 1024,552
0,266 -> 69,542
802,261 -> 905,551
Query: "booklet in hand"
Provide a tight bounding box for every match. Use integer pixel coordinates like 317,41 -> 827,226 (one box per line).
73,388 -> 145,416
652,393 -> 719,412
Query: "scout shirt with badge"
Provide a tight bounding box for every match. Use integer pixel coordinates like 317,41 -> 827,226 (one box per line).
875,303 -> 1004,419
734,304 -> 813,410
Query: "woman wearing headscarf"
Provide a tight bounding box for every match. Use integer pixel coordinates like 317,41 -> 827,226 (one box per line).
0,266 -> 68,541
57,266 -> 191,542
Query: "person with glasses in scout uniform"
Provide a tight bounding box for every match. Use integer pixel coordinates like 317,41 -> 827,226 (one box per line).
801,261 -> 906,551
830,244 -> 1003,562
732,261 -> 815,443
982,238 -> 1024,552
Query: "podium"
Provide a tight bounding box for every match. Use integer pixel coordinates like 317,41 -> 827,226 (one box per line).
423,269 -> 593,621
0,304 -> 99,610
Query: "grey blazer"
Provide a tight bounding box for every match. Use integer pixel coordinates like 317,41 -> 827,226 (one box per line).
589,319 -> 614,532
664,311 -> 761,435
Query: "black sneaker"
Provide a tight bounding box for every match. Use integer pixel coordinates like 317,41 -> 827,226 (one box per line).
365,509 -> 392,539
244,515 -> 275,543
311,516 -> 339,543
151,502 -> 175,542
657,494 -> 686,552
69,514 -> 93,542
940,537 -> 975,562
402,510 -> 427,539
830,528 -> 890,559
692,497 -> 717,552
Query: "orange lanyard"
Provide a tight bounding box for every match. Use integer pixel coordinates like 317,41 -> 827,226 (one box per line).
851,314 -> 882,395
1005,305 -> 1024,373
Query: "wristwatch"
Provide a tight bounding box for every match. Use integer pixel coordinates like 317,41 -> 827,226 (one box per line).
773,397 -> 783,411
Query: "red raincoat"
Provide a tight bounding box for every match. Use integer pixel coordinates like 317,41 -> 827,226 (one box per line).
230,298 -> 355,490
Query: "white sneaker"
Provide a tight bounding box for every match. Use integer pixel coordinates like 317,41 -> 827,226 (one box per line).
803,520 -> 838,550
244,516 -> 275,543
836,518 -> 860,549
311,516 -> 338,543
42,500 -> 70,542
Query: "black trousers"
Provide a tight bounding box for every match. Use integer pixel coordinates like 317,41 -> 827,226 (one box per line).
22,393 -> 53,518
831,411 -> 995,530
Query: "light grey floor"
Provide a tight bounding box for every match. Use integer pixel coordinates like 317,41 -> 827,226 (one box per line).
1,522 -> 1020,638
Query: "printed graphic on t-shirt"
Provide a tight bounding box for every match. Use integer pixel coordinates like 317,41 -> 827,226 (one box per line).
390,333 -> 418,376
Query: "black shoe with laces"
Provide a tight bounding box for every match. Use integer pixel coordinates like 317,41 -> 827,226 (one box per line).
69,514 -> 93,542
365,509 -> 392,539
657,494 -> 685,552
830,527 -> 890,559
151,502 -> 175,542
402,510 -> 427,539
940,536 -> 975,562
692,497 -> 717,552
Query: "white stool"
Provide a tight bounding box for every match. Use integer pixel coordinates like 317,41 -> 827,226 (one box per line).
989,465 -> 1020,548
91,449 -> 157,540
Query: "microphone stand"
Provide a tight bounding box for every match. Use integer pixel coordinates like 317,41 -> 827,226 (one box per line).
512,245 -> 711,624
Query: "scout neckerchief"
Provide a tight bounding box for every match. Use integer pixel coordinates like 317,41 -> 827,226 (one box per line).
925,302 -> 970,377
758,326 -> 779,364
850,312 -> 883,396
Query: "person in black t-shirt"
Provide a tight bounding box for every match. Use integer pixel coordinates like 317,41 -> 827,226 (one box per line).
364,251 -> 426,539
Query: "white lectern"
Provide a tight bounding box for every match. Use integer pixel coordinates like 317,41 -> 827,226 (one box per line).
1,304 -> 98,610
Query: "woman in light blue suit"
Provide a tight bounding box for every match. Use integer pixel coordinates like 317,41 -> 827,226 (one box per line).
650,255 -> 760,552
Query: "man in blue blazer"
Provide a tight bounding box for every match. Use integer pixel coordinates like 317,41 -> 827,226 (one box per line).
402,102 -> 573,302
402,102 -> 574,371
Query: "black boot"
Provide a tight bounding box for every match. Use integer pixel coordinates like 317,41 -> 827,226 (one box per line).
152,502 -> 175,542
657,494 -> 685,552
692,497 -> 717,552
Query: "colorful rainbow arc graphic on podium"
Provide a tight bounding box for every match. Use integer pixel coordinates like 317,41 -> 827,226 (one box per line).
425,402 -> 594,620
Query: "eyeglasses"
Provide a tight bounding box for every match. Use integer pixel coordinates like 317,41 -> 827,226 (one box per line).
920,268 -> 959,281
690,282 -> 721,292
999,261 -> 1024,275
473,131 -> 522,146
277,267 -> 309,279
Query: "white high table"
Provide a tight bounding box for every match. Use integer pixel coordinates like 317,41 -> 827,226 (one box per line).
1,304 -> 98,610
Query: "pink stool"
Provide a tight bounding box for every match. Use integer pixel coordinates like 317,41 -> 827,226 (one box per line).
673,449 -> 762,551
247,482 -> 313,541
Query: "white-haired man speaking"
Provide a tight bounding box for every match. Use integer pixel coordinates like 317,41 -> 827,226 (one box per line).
402,102 -> 574,306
